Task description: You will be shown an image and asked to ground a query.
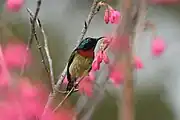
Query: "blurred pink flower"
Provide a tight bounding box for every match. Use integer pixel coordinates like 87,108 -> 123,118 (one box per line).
109,69 -> 124,86
102,51 -> 109,64
0,102 -> 20,120
6,0 -> 24,12
110,10 -> 121,24
92,60 -> 100,71
109,37 -> 121,52
104,8 -> 121,24
134,56 -> 143,69
151,37 -> 166,56
0,70 -> 9,87
78,76 -> 93,97
104,9 -> 111,24
88,70 -> 95,81
96,51 -> 103,63
0,77 -> 56,120
109,64 -> 124,86
17,79 -> 46,118
3,43 -> 32,69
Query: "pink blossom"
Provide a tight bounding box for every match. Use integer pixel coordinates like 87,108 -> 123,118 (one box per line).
18,78 -> 37,98
151,37 -> 166,56
78,76 -> 93,97
17,79 -> 45,118
102,51 -> 109,64
0,102 -> 20,120
110,10 -> 121,24
0,50 -> 10,87
88,70 -> 95,81
96,51 -> 103,63
0,70 -> 9,87
3,42 -> 32,69
109,64 -> 124,86
6,0 -> 24,12
0,78 -> 54,120
109,37 -> 121,52
109,69 -> 124,86
104,8 -> 121,24
104,9 -> 111,24
92,60 -> 100,71
134,56 -> 143,69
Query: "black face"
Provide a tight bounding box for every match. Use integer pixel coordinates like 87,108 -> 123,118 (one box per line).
77,37 -> 104,51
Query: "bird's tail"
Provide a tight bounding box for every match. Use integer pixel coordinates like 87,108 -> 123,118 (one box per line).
66,78 -> 76,91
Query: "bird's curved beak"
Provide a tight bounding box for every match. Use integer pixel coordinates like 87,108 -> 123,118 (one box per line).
96,37 -> 104,41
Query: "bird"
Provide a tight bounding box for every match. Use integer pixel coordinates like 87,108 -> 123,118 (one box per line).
66,36 -> 104,92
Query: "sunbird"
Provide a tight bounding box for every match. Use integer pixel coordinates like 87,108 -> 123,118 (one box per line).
66,37 -> 104,91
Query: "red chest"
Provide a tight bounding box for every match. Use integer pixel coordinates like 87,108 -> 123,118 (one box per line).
77,49 -> 94,58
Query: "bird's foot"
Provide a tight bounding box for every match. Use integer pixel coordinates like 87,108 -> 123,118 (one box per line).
55,87 -> 79,94
55,87 -> 68,94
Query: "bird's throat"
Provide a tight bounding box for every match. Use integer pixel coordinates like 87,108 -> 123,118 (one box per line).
77,49 -> 94,58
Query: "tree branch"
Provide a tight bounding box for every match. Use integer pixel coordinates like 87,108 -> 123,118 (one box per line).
115,0 -> 148,120
28,16 -> 50,74
26,8 -> 56,93
20,0 -> 42,75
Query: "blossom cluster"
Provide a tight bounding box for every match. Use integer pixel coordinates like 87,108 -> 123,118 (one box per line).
0,42 -> 75,120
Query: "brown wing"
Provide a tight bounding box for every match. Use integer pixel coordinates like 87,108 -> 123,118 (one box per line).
69,53 -> 93,79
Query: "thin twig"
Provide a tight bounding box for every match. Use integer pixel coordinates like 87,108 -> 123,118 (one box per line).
29,17 -> 50,74
78,0 -> 100,43
27,8 -> 55,93
20,0 -> 42,75
39,21 -> 55,93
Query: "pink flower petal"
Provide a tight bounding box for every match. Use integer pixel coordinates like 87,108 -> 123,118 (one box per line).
0,71 -> 9,87
134,56 -> 143,69
92,60 -> 100,71
78,76 -> 93,97
3,43 -> 32,69
109,63 -> 124,86
88,70 -> 95,81
104,9 -> 111,24
102,51 -> 109,64
96,51 -> 103,63
110,10 -> 121,24
6,0 -> 24,12
151,37 -> 166,56
109,70 -> 124,86
18,78 -> 37,98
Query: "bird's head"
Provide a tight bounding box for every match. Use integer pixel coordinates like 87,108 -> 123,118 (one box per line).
77,37 -> 104,50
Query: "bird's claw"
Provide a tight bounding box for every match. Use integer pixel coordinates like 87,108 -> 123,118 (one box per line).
55,87 -> 78,94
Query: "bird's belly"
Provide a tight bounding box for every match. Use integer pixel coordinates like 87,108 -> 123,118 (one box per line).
69,54 -> 93,78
